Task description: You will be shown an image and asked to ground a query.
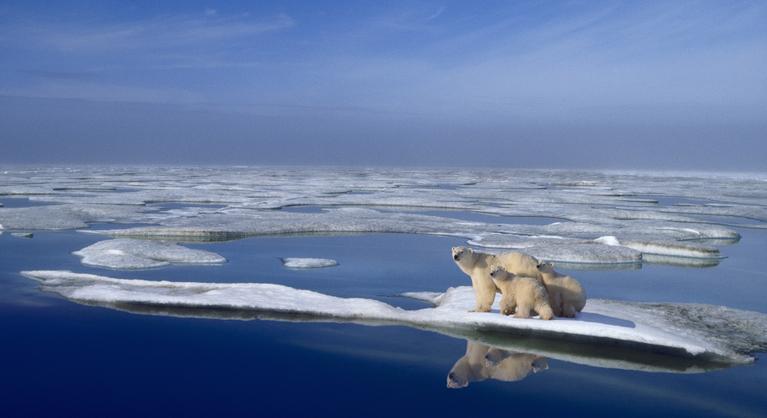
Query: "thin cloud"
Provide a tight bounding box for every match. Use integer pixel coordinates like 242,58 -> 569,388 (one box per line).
9,13 -> 295,52
426,6 -> 445,21
0,80 -> 203,105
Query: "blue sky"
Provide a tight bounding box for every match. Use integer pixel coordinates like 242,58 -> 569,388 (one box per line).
1,1 -> 765,168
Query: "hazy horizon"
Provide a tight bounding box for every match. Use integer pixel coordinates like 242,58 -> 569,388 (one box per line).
2,1 -> 765,169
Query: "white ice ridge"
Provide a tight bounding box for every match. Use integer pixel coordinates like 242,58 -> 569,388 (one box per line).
281,258 -> 338,269
73,239 -> 226,269
21,270 -> 767,365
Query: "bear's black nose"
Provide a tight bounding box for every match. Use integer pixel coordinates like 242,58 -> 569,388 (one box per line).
453,255 -> 459,260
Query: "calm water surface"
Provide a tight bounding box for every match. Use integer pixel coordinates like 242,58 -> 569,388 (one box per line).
1,221 -> 766,417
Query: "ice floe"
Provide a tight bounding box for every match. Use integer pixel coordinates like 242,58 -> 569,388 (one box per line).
73,239 -> 226,269
281,258 -> 338,269
21,270 -> 767,367
595,235 -> 722,260
0,204 -> 145,230
2,167 -> 763,267
468,235 -> 642,266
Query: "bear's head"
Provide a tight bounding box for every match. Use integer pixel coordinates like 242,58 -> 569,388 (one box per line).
536,261 -> 555,274
489,265 -> 514,281
446,358 -> 473,389
451,247 -> 478,269
451,246 -> 469,261
483,348 -> 510,366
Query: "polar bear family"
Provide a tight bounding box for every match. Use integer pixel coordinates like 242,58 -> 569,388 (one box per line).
451,246 -> 586,319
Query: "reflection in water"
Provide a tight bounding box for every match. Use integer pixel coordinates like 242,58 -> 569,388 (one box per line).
550,261 -> 642,271
70,299 -> 736,375
447,341 -> 547,388
641,254 -> 721,268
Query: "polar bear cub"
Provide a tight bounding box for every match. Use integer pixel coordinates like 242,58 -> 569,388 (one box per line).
488,266 -> 554,320
537,262 -> 586,318
451,247 -> 542,312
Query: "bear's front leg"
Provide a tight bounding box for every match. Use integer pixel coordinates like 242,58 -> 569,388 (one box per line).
535,302 -> 554,320
514,303 -> 532,318
472,301 -> 493,313
549,292 -> 564,317
471,276 -> 497,312
499,294 -> 516,316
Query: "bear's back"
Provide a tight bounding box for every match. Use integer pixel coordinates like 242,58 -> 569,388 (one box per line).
558,275 -> 586,309
489,353 -> 541,382
495,252 -> 541,279
511,276 -> 548,300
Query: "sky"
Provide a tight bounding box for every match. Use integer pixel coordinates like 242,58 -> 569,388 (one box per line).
1,0 -> 765,169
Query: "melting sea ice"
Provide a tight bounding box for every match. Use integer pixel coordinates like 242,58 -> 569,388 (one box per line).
1,167 -> 766,417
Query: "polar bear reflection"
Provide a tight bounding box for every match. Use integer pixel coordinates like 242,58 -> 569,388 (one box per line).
447,341 -> 548,389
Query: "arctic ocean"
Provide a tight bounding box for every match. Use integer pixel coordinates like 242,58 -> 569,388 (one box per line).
1,166 -> 767,417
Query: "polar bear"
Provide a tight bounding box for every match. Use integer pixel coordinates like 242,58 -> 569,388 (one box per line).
451,247 -> 542,312
537,262 -> 586,318
484,348 -> 548,379
488,266 -> 554,319
447,341 -> 547,388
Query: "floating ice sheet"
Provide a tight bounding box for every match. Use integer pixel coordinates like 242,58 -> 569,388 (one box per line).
468,235 -> 642,265
21,270 -> 767,366
0,204 -> 145,230
73,239 -> 226,269
467,234 -> 721,266
2,167 -> 759,268
281,258 -> 338,269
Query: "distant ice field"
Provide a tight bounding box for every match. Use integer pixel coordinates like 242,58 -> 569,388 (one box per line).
3,167 -> 767,418
2,167 -> 762,266
2,166 -> 767,365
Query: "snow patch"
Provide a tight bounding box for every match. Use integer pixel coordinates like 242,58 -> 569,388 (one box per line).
595,236 -> 621,246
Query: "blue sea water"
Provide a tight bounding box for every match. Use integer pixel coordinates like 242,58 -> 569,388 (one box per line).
1,220 -> 766,417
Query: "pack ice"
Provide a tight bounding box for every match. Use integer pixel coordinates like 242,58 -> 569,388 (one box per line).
21,270 -> 767,368
3,167 -> 761,267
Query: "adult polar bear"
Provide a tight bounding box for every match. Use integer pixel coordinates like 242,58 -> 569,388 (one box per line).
451,246 -> 541,312
537,262 -> 587,318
